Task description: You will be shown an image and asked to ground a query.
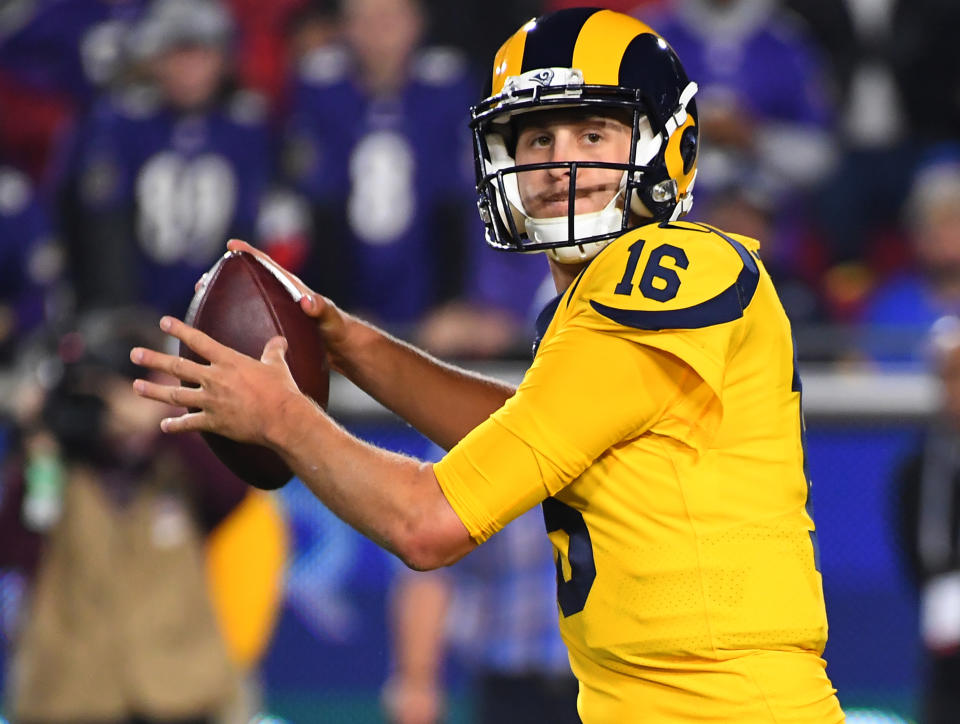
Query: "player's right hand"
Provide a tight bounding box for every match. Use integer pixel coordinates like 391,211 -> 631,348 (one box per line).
225,239 -> 351,369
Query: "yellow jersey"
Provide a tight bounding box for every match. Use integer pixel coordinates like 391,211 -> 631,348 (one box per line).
434,221 -> 839,721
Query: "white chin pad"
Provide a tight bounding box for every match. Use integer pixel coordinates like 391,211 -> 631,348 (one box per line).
530,177 -> 626,263
525,182 -> 625,247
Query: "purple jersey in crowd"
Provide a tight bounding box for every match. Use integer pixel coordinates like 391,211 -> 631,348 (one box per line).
284,45 -> 486,330
54,86 -> 273,317
654,8 -> 829,125
648,1 -> 833,199
0,0 -> 146,102
0,164 -> 60,358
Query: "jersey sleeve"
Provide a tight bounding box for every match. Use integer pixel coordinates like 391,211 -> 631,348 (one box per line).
572,224 -> 762,399
433,327 -> 695,543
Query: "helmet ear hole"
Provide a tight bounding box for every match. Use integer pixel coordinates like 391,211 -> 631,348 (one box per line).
680,125 -> 697,175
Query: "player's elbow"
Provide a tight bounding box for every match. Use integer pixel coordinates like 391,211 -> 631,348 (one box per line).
394,489 -> 475,571
398,536 -> 462,572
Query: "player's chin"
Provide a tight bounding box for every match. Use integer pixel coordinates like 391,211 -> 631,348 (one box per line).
531,200 -> 571,218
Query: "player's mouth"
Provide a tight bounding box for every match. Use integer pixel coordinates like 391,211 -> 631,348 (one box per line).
531,184 -> 621,216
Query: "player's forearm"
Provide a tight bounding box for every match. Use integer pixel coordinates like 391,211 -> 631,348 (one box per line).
267,393 -> 475,570
333,315 -> 516,450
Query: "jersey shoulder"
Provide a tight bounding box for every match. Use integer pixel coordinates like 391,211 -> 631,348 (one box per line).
567,221 -> 762,332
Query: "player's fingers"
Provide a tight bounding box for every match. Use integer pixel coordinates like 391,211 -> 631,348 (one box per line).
132,378 -> 205,409
130,346 -> 208,383
261,335 -> 288,365
299,292 -> 326,318
159,316 -> 228,364
301,293 -> 347,339
160,411 -> 207,434
228,239 -> 317,300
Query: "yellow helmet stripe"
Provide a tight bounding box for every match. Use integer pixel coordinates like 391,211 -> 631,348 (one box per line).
665,114 -> 697,194
491,20 -> 532,96
572,10 -> 658,86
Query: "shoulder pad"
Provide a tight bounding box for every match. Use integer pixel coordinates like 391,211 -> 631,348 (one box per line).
298,45 -> 350,86
411,46 -> 467,86
227,90 -> 268,126
572,222 -> 760,331
0,166 -> 32,217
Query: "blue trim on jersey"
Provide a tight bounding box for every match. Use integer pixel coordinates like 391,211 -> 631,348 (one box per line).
565,266 -> 589,308
532,292 -> 564,357
790,333 -> 822,572
588,229 -> 760,331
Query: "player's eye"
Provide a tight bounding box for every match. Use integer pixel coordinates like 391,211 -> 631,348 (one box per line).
529,133 -> 552,148
583,131 -> 603,144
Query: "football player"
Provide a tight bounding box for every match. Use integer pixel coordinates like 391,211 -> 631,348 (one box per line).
282,0 -> 484,336
53,0 -> 274,318
131,8 -> 845,721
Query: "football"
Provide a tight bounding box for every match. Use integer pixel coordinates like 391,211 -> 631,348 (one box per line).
181,250 -> 329,490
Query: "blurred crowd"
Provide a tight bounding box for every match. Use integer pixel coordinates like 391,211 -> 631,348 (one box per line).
2,0 -> 960,721
0,0 -> 958,377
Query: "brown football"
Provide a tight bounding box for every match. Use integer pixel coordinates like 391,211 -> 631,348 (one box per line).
180,250 -> 328,490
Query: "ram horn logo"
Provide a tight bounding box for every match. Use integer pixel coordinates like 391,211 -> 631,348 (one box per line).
531,69 -> 555,86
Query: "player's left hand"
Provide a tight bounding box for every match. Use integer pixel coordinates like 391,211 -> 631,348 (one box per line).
130,316 -> 304,444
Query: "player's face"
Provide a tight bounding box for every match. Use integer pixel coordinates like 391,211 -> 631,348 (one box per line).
153,45 -> 226,110
344,0 -> 422,74
514,111 -> 632,219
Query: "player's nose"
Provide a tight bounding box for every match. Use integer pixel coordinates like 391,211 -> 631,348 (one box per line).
548,132 -> 578,165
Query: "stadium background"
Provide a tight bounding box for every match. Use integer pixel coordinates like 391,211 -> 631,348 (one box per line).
1,0 -> 957,721
0,365 -> 931,722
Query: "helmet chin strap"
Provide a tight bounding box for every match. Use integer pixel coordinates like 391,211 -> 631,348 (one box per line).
526,174 -> 627,264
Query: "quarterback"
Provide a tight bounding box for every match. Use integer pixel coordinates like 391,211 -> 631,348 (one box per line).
131,8 -> 845,722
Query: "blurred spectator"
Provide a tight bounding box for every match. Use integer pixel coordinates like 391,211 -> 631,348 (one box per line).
0,308 -> 251,723
790,0 -> 960,152
281,0 -> 483,339
0,0 -> 147,178
283,0 -> 341,73
642,0 -> 837,327
861,151 -> 960,366
383,509 -> 578,724
225,0 -> 339,114
0,159 -> 64,366
419,0 -> 542,84
645,0 -> 836,208
894,315 -> 960,724
52,0 -> 276,318
698,172 -> 829,333
784,0 -> 918,316
789,0 -> 960,324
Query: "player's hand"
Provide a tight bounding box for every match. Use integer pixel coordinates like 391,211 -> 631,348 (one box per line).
226,239 -> 352,369
381,675 -> 444,724
130,316 -> 306,444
